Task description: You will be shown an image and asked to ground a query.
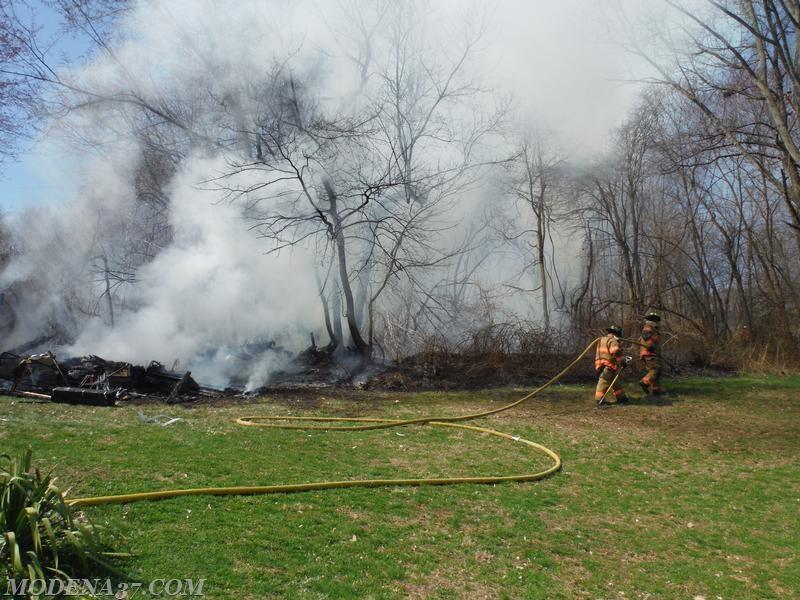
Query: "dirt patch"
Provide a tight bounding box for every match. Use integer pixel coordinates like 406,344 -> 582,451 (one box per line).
399,567 -> 501,599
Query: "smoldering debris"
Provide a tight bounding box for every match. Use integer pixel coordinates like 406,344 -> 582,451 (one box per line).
0,350 -> 210,404
0,334 -> 379,405
50,387 -> 123,407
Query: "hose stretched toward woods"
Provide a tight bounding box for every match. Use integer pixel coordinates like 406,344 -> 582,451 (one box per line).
67,339 -> 601,508
236,337 -> 601,431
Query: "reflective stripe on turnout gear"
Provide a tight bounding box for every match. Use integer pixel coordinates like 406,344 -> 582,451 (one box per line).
595,366 -> 625,399
595,333 -> 622,371
638,323 -> 661,358
640,355 -> 663,393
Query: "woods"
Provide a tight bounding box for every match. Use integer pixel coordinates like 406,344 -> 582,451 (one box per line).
0,0 -> 798,370
574,1 -> 800,365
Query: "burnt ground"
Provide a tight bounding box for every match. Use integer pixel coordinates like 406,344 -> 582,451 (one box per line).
367,352 -> 597,390
121,352 -> 602,405
363,351 -> 736,391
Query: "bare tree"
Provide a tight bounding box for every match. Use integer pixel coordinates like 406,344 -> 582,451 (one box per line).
627,0 -> 800,250
212,0 -> 505,358
573,95 -> 663,324
499,135 -> 566,330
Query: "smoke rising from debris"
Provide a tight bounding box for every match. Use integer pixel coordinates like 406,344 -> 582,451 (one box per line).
68,156 -> 319,382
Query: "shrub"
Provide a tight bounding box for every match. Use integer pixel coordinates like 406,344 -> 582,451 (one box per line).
1,447 -> 108,587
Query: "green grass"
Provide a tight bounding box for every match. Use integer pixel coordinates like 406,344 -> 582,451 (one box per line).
1,375 -> 798,599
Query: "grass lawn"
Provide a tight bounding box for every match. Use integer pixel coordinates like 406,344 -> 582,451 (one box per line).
2,375 -> 799,599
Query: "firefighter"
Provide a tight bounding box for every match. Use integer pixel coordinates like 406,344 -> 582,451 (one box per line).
638,311 -> 663,395
595,325 -> 630,405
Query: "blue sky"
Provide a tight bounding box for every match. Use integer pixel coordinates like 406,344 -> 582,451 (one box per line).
0,1 -> 89,213
0,141 -> 82,213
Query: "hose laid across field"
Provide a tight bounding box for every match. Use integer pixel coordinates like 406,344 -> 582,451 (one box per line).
68,338 -> 601,508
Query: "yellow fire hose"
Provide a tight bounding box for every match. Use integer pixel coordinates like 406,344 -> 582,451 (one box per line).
68,338 -> 602,508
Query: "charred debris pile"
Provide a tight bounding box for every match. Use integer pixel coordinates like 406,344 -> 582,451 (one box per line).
0,336 -> 371,406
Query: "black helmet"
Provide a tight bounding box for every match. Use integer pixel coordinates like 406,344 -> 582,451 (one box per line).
606,325 -> 622,337
645,311 -> 661,322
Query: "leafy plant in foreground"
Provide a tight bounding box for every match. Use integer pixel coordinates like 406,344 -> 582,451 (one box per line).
1,447 -> 108,589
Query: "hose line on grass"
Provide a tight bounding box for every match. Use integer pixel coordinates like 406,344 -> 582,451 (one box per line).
67,339 -> 601,508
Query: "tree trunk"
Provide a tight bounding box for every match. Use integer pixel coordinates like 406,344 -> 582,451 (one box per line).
331,275 -> 343,345
314,265 -> 338,348
101,255 -> 115,328
535,172 -> 550,330
324,179 -> 370,357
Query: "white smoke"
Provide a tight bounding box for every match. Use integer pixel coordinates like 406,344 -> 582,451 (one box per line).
67,155 -> 319,386
0,141 -> 141,348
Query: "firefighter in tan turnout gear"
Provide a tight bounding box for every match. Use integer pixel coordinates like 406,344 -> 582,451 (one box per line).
639,311 -> 664,395
594,325 -> 631,405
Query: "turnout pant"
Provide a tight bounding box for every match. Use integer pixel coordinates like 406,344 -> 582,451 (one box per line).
595,366 -> 625,403
640,356 -> 663,394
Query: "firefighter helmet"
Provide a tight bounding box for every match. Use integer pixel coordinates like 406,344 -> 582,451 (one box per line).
645,311 -> 661,322
606,325 -> 622,337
